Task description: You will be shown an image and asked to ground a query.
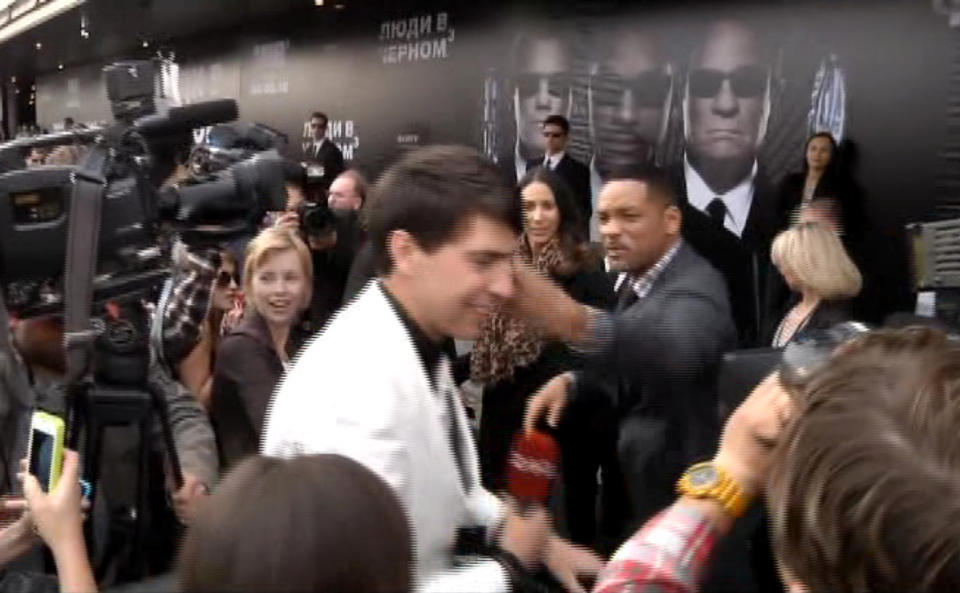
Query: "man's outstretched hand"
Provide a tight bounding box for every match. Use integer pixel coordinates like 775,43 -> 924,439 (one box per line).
524,373 -> 574,433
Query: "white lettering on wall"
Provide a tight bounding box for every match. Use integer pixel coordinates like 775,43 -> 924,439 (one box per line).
379,12 -> 454,65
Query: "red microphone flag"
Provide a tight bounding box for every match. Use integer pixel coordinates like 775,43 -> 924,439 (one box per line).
506,430 -> 560,506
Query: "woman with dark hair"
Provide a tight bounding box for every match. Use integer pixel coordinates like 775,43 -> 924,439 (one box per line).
775,132 -> 842,231
469,166 -> 614,543
179,454 -> 413,593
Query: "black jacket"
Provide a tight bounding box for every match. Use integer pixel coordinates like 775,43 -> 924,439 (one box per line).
764,297 -> 854,346
304,210 -> 365,333
210,312 -> 289,471
672,165 -> 779,347
527,155 -> 592,231
304,138 -> 345,192
343,240 -> 376,305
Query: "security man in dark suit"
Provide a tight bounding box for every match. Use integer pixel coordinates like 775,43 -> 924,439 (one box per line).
513,168 -> 737,548
526,114 -> 591,236
304,111 -> 345,199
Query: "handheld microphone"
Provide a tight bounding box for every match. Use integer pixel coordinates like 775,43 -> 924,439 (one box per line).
506,430 -> 560,512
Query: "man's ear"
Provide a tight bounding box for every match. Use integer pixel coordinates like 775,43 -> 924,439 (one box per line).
387,230 -> 420,276
664,204 -> 682,236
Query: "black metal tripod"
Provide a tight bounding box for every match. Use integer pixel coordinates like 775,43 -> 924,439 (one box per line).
58,137 -> 183,584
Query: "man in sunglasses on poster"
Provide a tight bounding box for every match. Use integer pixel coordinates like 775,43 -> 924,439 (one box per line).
675,18 -> 780,347
511,32 -> 573,182
588,25 -> 673,240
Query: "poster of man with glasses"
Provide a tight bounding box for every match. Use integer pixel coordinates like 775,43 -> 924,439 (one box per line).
678,18 -> 780,248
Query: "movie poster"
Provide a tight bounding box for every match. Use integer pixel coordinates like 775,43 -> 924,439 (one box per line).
34,1 -> 952,320
481,9 -> 851,242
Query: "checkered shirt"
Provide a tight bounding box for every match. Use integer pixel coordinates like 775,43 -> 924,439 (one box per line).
614,240 -> 682,302
593,503 -> 719,593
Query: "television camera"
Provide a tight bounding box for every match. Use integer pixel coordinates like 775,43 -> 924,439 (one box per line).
0,59 -> 290,583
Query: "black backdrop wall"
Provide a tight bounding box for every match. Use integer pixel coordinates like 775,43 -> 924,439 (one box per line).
34,0 -> 956,319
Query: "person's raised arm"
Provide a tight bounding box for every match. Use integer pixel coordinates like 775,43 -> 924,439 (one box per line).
593,373 -> 795,593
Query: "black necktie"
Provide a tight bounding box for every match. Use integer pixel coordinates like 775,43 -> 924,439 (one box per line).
616,277 -> 638,312
707,198 -> 727,227
444,383 -> 468,491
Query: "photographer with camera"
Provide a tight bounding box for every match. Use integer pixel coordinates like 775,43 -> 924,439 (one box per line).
271,165 -> 364,335
327,169 -> 367,212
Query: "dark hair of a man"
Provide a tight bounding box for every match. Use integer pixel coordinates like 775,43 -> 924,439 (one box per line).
605,165 -> 679,208
310,112 -> 328,125
178,454 -> 413,593
367,145 -> 515,275
767,326 -> 960,593
518,166 -> 590,271
542,114 -> 570,136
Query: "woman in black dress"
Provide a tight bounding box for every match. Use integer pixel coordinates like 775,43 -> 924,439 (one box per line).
469,166 -> 614,544
776,132 -> 842,228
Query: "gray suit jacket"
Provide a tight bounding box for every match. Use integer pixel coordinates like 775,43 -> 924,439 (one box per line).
576,241 -> 736,526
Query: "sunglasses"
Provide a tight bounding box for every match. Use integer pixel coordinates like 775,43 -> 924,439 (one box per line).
592,71 -> 672,108
216,270 -> 239,288
310,122 -> 327,129
516,73 -> 570,100
543,131 -> 565,139
687,66 -> 767,99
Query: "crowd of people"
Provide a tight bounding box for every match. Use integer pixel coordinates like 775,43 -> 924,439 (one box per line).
0,100 -> 954,593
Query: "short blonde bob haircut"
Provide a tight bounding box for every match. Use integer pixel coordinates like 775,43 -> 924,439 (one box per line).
771,222 -> 862,300
243,227 -> 314,312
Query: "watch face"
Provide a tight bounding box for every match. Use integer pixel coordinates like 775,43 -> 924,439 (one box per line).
689,465 -> 719,488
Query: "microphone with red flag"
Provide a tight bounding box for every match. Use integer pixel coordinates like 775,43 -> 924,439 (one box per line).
506,430 -> 560,512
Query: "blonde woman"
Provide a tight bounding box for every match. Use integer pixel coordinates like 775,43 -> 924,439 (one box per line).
767,222 -> 862,347
211,228 -> 312,471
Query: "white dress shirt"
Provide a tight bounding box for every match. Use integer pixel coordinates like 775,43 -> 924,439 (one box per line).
683,155 -> 757,238
543,151 -> 565,170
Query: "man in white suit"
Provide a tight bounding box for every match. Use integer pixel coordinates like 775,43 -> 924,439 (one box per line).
263,146 -> 601,593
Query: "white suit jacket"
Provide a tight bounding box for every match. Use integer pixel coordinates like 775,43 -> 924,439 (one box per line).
262,282 -> 508,592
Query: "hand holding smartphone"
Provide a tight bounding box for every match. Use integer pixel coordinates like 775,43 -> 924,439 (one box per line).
27,411 -> 65,493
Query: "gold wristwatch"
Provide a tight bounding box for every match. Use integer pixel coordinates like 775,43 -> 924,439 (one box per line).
676,461 -> 751,518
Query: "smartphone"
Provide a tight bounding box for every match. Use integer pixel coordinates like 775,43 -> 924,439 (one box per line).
27,411 -> 65,493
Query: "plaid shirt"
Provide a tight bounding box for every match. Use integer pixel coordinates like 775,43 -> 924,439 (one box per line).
159,242 -> 221,369
574,240 -> 683,355
593,503 -> 718,593
614,240 -> 682,301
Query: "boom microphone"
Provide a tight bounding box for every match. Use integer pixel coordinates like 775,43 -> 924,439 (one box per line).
134,99 -> 239,137
506,430 -> 560,511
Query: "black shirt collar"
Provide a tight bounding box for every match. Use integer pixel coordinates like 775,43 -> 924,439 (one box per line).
378,280 -> 446,390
